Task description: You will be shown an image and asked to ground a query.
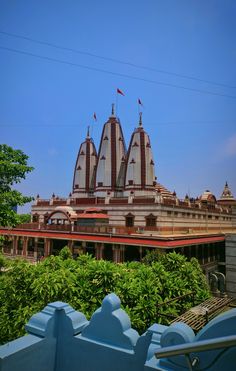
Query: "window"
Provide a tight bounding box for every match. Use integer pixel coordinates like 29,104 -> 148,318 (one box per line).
32,214 -> 39,222
146,214 -> 156,227
126,214 -> 134,227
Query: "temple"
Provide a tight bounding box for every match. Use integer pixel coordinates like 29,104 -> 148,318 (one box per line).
1,105 -> 236,292
29,104 -> 235,232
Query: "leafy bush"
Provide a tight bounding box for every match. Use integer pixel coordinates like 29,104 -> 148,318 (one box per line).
0,252 -> 211,344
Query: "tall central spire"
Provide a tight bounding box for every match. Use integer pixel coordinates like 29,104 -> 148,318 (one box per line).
95,105 -> 126,196
124,113 -> 156,196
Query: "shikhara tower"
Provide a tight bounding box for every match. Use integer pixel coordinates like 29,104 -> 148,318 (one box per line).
124,112 -> 156,196
95,104 -> 126,197
72,105 -> 156,198
72,127 -> 97,197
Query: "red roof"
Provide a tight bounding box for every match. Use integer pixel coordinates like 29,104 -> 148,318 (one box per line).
77,213 -> 109,219
0,228 -> 225,249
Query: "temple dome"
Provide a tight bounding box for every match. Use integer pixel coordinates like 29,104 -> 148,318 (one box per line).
199,190 -> 216,203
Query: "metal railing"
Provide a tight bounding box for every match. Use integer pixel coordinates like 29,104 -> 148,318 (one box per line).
155,334 -> 236,371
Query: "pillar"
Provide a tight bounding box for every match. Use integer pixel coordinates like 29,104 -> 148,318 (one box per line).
81,241 -> 86,254
112,245 -> 123,263
22,236 -> 28,256
112,245 -> 117,263
120,245 -> 125,263
139,246 -> 143,261
12,236 -> 18,255
115,246 -> 122,263
95,243 -> 104,260
44,238 -> 52,257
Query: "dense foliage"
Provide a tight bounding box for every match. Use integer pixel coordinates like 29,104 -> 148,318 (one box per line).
0,144 -> 34,227
16,214 -> 32,225
0,249 -> 210,345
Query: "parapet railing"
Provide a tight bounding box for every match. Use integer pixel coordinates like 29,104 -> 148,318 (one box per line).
155,334 -> 236,371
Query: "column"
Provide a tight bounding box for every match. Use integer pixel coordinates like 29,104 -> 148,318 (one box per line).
112,245 -> 117,263
13,236 -> 19,255
95,243 -> 100,260
44,238 -> 52,257
120,245 -> 125,263
22,236 -> 28,256
81,241 -> 86,254
95,243 -> 104,260
139,246 -> 143,261
115,246 -> 122,263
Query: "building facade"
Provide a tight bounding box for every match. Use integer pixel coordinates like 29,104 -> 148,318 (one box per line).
1,106 -> 236,283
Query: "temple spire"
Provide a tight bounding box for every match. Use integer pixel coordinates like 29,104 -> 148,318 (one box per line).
220,181 -> 235,200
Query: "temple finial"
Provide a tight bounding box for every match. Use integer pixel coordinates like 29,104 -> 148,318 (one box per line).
139,112 -> 143,127
87,126 -> 90,138
111,103 -> 115,116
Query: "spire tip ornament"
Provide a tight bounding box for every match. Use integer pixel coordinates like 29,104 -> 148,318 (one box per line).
111,103 -> 115,116
87,126 -> 90,139
139,112 -> 143,127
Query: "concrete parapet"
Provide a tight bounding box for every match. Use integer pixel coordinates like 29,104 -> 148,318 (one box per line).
1,293 -> 236,370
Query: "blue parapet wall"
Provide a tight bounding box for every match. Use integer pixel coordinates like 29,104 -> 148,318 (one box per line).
0,293 -> 236,371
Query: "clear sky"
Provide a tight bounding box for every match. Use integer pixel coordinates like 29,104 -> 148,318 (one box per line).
1,0 -> 236,212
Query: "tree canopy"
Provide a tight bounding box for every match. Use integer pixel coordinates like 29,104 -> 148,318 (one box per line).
0,250 -> 211,344
0,144 -> 34,227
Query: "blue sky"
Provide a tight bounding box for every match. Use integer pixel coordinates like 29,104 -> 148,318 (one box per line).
1,0 -> 236,212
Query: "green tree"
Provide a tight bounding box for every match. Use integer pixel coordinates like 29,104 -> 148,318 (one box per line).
0,252 -> 211,344
0,144 -> 34,227
16,214 -> 32,225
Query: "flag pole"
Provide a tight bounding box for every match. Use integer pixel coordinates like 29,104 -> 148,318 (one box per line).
116,88 -> 125,117
138,98 -> 143,119
116,91 -> 118,117
91,121 -> 94,138
91,113 -> 97,138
